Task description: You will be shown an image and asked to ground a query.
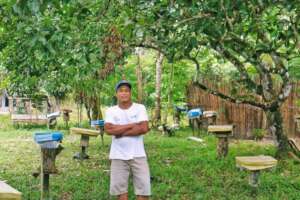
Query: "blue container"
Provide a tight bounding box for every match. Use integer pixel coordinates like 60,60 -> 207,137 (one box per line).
91,120 -> 105,127
34,132 -> 63,144
187,108 -> 202,119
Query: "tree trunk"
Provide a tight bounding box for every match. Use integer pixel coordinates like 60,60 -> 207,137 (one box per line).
153,52 -> 164,127
84,102 -> 91,122
77,103 -> 83,127
54,96 -> 60,111
91,96 -> 103,120
91,100 -> 99,120
163,63 -> 174,125
266,107 -> 290,158
136,48 -> 143,103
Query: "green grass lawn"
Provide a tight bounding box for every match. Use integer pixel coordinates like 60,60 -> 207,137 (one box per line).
1,115 -> 300,200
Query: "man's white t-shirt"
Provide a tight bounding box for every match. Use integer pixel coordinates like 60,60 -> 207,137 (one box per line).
105,103 -> 148,160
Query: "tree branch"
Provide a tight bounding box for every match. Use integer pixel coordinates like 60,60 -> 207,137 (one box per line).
224,33 -> 279,101
220,0 -> 233,30
186,54 -> 200,72
210,42 -> 259,92
270,53 -> 292,106
193,81 -> 267,109
129,42 -> 167,55
174,13 -> 211,27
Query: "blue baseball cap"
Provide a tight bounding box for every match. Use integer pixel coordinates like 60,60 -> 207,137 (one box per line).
115,80 -> 132,92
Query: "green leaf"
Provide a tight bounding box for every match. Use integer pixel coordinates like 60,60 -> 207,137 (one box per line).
29,0 -> 40,14
289,57 -> 300,79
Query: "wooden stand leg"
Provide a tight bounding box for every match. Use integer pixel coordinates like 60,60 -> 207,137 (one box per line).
63,113 -> 70,128
212,116 -> 217,125
217,137 -> 229,158
197,118 -> 201,136
42,149 -> 58,174
100,132 -> 104,146
249,170 -> 260,187
97,127 -> 104,146
192,119 -> 197,136
40,148 -> 60,200
48,119 -> 57,130
74,135 -> 90,160
34,146 -> 63,178
81,146 -> 88,156
207,116 -> 217,126
41,173 -> 50,200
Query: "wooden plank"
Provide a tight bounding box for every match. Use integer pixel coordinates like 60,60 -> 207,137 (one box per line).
0,181 -> 22,200
288,138 -> 300,152
203,111 -> 217,118
187,136 -> 204,143
11,114 -> 48,125
70,127 -> 99,137
208,125 -> 233,133
236,155 -> 277,171
11,114 -> 47,120
12,119 -> 48,124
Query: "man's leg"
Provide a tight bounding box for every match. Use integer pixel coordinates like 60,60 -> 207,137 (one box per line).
131,157 -> 151,199
136,195 -> 149,200
118,193 -> 128,200
110,160 -> 130,199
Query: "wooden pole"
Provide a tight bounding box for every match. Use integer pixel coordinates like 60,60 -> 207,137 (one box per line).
217,136 -> 229,158
98,127 -> 104,146
41,174 -> 50,200
74,135 -> 90,159
249,170 -> 260,187
40,147 -> 60,199
40,150 -> 50,200
63,110 -> 70,128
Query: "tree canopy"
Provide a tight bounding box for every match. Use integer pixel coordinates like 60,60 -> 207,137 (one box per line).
0,0 -> 299,154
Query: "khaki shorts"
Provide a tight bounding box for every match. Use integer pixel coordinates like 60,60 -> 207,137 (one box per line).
110,157 -> 151,196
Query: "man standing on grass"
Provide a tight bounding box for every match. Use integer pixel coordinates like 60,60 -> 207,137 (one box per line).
104,80 -> 151,200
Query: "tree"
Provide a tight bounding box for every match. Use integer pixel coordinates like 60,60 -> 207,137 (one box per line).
0,0 -> 125,119
135,47 -> 144,103
163,62 -> 174,125
195,1 -> 299,157
114,0 -> 300,156
153,52 -> 164,127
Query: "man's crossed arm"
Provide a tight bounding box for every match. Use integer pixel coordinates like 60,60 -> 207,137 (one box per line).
104,121 -> 149,137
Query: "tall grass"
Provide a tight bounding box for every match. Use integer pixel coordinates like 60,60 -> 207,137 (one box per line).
0,116 -> 300,199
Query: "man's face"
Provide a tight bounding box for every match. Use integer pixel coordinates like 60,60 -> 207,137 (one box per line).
116,85 -> 131,103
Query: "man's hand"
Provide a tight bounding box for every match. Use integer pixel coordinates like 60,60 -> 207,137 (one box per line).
122,121 -> 149,136
104,121 -> 149,138
104,123 -> 135,136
